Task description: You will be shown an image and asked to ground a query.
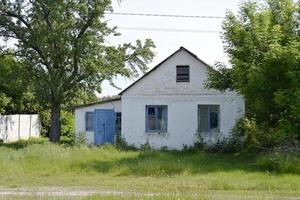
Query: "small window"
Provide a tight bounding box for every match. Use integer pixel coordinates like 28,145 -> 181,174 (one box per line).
146,105 -> 168,132
116,112 -> 121,132
198,105 -> 220,133
85,112 -> 94,131
176,65 -> 190,82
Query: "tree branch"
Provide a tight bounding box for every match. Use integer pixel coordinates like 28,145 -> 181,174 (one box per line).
1,9 -> 31,30
68,5 -> 99,86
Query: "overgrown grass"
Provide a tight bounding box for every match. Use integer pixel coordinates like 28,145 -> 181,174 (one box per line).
256,150 -> 300,174
0,139 -> 299,199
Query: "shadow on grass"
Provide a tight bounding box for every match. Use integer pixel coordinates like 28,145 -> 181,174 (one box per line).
77,150 -> 261,176
0,137 -> 49,149
0,137 -> 74,149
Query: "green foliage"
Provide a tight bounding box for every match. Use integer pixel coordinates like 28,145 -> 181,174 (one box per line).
204,137 -> 244,153
233,117 -> 299,150
0,0 -> 155,142
233,118 -> 261,150
0,92 -> 10,113
256,149 -> 300,174
206,0 -> 300,148
194,130 -> 244,153
205,62 -> 234,92
76,132 -> 86,146
115,131 -> 137,151
39,109 -> 75,140
60,111 -> 75,141
0,55 -> 97,141
0,55 -> 39,114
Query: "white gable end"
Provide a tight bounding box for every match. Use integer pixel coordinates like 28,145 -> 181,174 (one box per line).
122,48 -> 234,96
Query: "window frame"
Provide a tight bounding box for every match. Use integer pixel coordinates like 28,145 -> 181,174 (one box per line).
85,111 -> 94,132
176,65 -> 190,82
116,112 -> 122,132
145,105 -> 168,132
198,105 -> 220,133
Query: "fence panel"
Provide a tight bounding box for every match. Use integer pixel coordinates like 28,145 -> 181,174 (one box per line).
0,114 -> 41,143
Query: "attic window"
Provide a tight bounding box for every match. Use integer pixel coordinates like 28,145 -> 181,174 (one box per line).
176,65 -> 190,82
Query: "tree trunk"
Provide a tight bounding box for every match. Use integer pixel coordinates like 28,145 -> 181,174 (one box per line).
49,103 -> 61,143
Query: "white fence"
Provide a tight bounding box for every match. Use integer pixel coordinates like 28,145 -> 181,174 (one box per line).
0,114 -> 40,143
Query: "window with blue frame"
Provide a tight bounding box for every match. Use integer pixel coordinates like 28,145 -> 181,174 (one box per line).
146,105 -> 168,132
198,105 -> 220,133
85,112 -> 94,131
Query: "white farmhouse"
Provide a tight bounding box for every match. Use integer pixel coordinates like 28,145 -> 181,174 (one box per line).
74,47 -> 245,150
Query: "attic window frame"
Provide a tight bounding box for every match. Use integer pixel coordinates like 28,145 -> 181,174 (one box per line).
176,65 -> 190,82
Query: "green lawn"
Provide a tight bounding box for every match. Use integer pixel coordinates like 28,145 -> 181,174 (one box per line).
0,139 -> 299,199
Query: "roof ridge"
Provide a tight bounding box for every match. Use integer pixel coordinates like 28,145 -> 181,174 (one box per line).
119,47 -> 213,95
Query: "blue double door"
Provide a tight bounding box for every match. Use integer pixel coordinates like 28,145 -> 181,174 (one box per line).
93,109 -> 116,145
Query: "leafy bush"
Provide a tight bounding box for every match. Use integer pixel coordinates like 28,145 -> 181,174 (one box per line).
193,130 -> 243,153
232,118 -> 260,150
203,136 -> 244,153
256,149 -> 300,174
233,117 -> 299,151
60,110 -> 75,141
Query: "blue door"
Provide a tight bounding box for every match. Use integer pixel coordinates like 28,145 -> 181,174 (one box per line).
93,109 -> 116,145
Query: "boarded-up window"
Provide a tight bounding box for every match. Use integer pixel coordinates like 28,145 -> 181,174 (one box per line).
176,65 -> 190,82
85,112 -> 94,131
198,105 -> 220,133
146,106 -> 168,132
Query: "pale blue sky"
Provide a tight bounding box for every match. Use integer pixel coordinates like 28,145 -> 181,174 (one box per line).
100,0 -> 243,97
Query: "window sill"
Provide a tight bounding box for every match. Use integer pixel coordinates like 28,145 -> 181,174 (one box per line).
145,131 -> 168,135
198,130 -> 220,134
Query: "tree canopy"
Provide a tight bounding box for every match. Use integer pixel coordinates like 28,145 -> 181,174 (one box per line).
0,0 -> 155,142
0,55 -> 38,114
206,0 -> 300,147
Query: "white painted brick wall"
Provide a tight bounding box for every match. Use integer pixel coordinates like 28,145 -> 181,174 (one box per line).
121,49 -> 245,150
122,95 -> 244,150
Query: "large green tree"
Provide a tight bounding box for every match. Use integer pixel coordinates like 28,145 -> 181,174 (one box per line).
0,0 -> 155,142
207,0 -> 300,146
0,55 -> 98,142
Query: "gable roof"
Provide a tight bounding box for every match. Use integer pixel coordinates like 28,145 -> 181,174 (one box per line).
119,46 -> 213,95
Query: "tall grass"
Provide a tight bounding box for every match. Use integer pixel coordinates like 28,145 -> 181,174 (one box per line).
256,150 -> 300,174
0,141 -> 256,177
0,139 -> 299,194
